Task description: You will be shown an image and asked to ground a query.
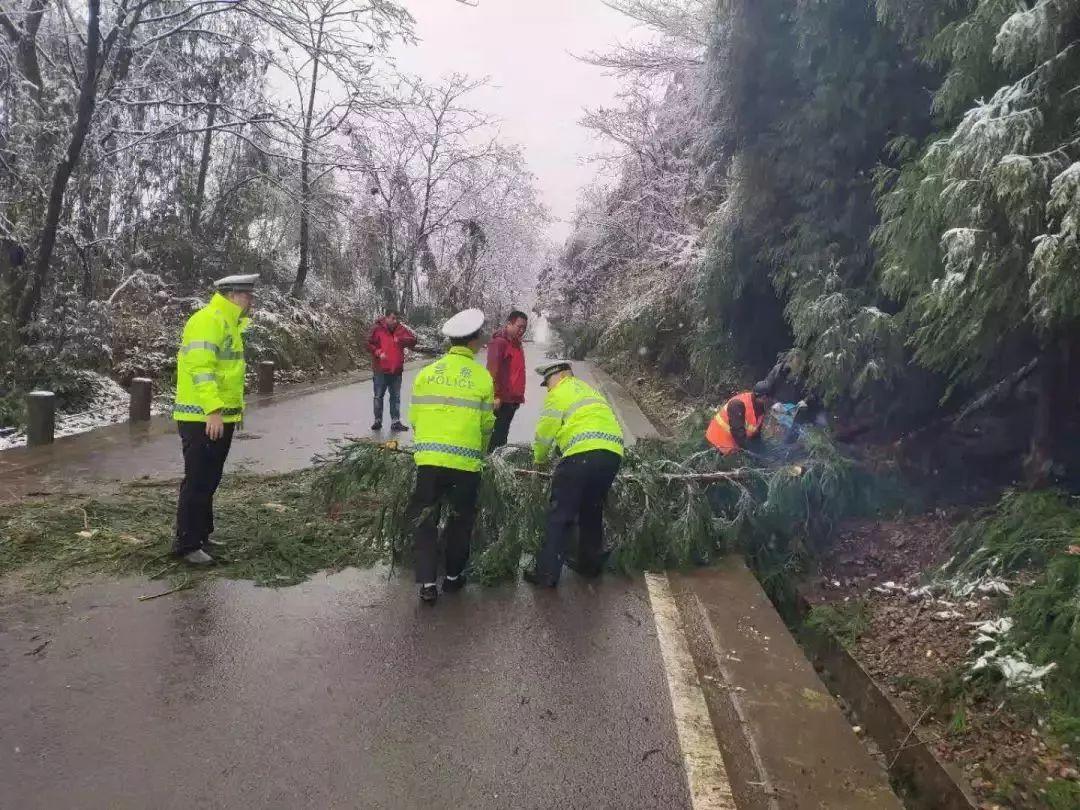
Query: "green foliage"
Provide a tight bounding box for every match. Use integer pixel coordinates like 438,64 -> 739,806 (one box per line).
0,389 -> 23,428
805,600 -> 872,647
0,471 -> 381,591
550,318 -> 603,362
874,0 -> 1080,397
695,0 -> 940,410
1013,550 -> 1080,715
945,488 -> 1080,733
316,439 -> 417,561
1044,779 -> 1080,810
243,288 -> 369,375
946,489 -> 1080,579
14,287 -> 113,409
551,0 -> 1080,467
314,433 -> 892,598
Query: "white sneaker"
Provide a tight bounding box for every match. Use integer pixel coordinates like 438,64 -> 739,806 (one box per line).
206,537 -> 226,547
182,549 -> 215,565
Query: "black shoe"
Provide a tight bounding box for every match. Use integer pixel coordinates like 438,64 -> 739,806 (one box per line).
391,421 -> 409,433
443,574 -> 466,593
419,584 -> 438,603
371,421 -> 382,431
573,563 -> 604,579
567,550 -> 609,579
523,569 -> 557,588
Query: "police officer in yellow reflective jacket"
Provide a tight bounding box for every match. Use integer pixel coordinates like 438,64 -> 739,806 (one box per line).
172,274 -> 257,565
524,361 -> 624,587
408,308 -> 496,603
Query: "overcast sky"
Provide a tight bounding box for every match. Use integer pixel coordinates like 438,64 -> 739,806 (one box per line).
393,1 -> 639,243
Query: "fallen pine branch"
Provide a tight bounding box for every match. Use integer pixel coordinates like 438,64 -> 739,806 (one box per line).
953,357 -> 1038,426
313,433 -> 875,591
340,436 -> 790,483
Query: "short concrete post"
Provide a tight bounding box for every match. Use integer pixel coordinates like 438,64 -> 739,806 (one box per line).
258,361 -> 275,395
129,377 -> 152,422
26,390 -> 55,446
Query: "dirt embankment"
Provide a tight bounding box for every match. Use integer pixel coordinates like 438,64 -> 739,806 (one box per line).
808,516 -> 1080,810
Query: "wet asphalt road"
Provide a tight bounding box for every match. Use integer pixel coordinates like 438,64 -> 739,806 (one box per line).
0,345 -> 691,809
0,571 -> 688,809
0,343 -> 618,500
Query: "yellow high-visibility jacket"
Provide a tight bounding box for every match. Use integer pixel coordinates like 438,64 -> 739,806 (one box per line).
533,377 -> 624,465
173,293 -> 248,423
409,346 -> 496,472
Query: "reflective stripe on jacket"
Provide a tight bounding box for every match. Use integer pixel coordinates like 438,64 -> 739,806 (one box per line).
173,293 -> 248,423
409,346 -> 496,472
705,392 -> 762,454
533,377 -> 624,465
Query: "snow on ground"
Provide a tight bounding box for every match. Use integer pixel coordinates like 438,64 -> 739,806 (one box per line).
0,374 -> 164,452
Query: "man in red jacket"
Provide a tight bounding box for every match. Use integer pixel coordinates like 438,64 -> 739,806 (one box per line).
368,309 -> 417,432
486,310 -> 528,450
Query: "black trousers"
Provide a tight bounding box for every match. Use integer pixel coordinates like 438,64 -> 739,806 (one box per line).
534,450 -> 622,584
173,421 -> 235,555
488,402 -> 520,451
408,465 -> 480,583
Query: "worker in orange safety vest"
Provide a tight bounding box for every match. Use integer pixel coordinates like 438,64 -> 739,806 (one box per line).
705,381 -> 773,454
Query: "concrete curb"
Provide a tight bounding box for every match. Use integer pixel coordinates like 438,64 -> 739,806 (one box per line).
588,364 -> 661,443
800,622 -> 978,809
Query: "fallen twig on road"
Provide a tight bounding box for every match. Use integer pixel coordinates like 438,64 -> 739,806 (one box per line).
24,639 -> 50,656
138,580 -> 193,601
125,478 -> 180,489
888,705 -> 932,770
145,559 -> 179,580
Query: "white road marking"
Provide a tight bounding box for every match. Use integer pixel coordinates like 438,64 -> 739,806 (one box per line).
646,572 -> 738,810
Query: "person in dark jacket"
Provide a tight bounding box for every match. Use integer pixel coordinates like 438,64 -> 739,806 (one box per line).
761,349 -> 825,441
486,310 -> 528,450
368,309 -> 417,432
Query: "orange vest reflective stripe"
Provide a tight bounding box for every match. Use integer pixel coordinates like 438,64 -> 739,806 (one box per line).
705,392 -> 762,454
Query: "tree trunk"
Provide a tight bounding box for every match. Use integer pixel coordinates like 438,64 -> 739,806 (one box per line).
77,178 -> 95,299
291,20 -> 325,298
383,209 -> 396,310
1025,335 -> 1074,487
190,75 -> 221,234
16,0 -> 100,331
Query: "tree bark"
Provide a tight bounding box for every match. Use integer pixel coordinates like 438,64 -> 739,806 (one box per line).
0,0 -> 50,109
291,18 -> 325,298
191,75 -> 221,234
16,0 -> 101,331
76,176 -> 95,298
1025,335 -> 1074,487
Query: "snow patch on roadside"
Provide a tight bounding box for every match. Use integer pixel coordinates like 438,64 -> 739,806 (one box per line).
969,616 -> 1056,692
868,577 -> 1055,693
0,373 -> 163,451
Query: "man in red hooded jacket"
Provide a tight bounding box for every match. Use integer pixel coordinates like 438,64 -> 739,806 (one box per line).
486,310 -> 528,450
368,309 -> 417,432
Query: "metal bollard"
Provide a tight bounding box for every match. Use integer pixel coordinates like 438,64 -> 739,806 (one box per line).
129,377 -> 152,422
26,390 -> 55,446
258,361 -> 275,395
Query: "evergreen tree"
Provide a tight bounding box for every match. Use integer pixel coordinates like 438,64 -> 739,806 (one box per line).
875,0 -> 1080,479
697,0 -> 932,413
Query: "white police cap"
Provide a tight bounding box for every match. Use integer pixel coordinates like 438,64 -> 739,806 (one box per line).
214,274 -> 260,292
441,308 -> 486,339
536,360 -> 572,386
